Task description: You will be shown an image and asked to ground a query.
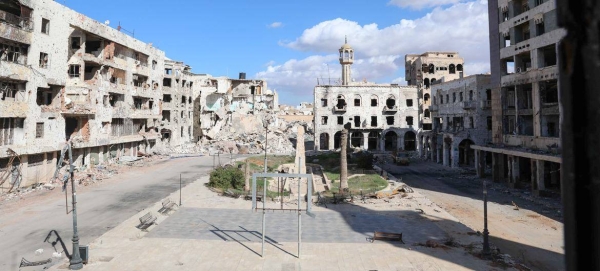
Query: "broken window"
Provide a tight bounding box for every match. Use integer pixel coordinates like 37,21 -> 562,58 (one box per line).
386,96 -> 396,109
134,97 -> 143,109
536,21 -> 545,36
371,116 -> 378,127
28,154 -> 44,167
506,89 -> 516,108
502,10 -> 509,22
321,116 -> 328,125
424,78 -> 430,88
181,111 -> 184,118
354,96 -> 361,106
406,99 -> 413,107
446,94 -> 449,104
68,65 -> 80,78
354,116 -> 361,128
336,95 -> 346,109
149,100 -> 154,109
133,74 -> 148,87
541,80 -> 558,103
163,110 -> 171,122
424,94 -> 430,104
449,64 -> 456,74
109,93 -> 124,107
546,122 -> 557,137
165,68 -> 172,75
386,116 -> 394,125
163,94 -> 172,102
453,93 -> 456,103
163,78 -> 172,87
36,87 -> 58,106
0,118 -> 23,146
152,60 -> 157,70
39,52 -> 49,68
424,109 -> 430,118
469,90 -> 473,101
181,96 -> 186,105
41,18 -> 50,34
429,64 -> 435,74
459,92 -> 463,102
469,117 -> 474,129
406,116 -> 414,126
181,126 -> 184,137
457,64 -> 463,72
337,116 -> 343,125
71,37 -> 81,49
371,95 -> 378,106
35,122 -> 44,138
440,95 -> 443,104
321,98 -> 329,107
0,40 -> 28,64
487,117 -> 492,131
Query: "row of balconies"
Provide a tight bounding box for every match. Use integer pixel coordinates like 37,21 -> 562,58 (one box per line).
429,100 -> 491,112
332,105 -> 402,113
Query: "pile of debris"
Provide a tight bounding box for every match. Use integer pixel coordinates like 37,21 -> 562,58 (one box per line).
197,112 -> 312,155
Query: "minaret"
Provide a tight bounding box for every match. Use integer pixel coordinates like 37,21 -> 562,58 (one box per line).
339,36 -> 354,85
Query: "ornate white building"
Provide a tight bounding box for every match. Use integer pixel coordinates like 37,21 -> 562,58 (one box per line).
313,41 -> 420,152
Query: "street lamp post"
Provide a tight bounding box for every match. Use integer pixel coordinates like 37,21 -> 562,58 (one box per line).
482,180 -> 491,257
67,144 -> 83,270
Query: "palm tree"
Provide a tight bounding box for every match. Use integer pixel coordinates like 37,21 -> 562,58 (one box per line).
340,123 -> 350,193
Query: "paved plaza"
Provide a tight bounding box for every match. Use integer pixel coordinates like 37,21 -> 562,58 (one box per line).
146,208 -> 446,244
44,170 -> 512,271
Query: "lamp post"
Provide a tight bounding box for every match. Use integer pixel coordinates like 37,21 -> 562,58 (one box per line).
482,180 -> 491,257
67,144 -> 83,270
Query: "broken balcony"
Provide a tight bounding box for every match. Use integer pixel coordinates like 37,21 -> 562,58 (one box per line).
0,6 -> 33,45
61,91 -> 96,115
333,105 -> 346,112
382,105 -> 398,112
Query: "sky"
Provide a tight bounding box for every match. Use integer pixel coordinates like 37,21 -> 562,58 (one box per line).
60,0 -> 491,106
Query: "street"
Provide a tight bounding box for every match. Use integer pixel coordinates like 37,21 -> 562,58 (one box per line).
0,155 -> 241,271
382,159 -> 564,271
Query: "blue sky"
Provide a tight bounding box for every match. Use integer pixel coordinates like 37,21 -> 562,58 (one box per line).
61,0 -> 490,105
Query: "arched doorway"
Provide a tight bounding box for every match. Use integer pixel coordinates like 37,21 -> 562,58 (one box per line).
384,131 -> 397,151
368,131 -> 378,150
319,133 -> 329,150
459,139 -> 475,166
350,132 -> 364,148
334,131 -> 342,149
404,131 -> 416,151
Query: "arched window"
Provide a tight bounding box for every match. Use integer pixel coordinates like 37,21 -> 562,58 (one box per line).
422,64 -> 428,72
336,95 -> 346,109
424,93 -> 430,103
319,133 -> 329,150
370,94 -> 378,107
354,94 -> 362,106
457,64 -> 463,71
429,64 -> 435,74
424,78 -> 430,88
431,78 -> 437,84
424,109 -> 431,118
449,64 -> 456,74
385,95 -> 396,109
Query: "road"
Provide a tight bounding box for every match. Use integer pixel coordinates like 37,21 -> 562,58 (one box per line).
0,155 -> 243,271
382,159 -> 564,271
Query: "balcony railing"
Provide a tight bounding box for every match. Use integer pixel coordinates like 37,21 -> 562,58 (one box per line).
0,10 -> 33,32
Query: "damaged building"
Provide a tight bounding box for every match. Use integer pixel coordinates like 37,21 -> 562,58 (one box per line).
428,74 -> 493,168
314,40 -> 420,152
0,0 -> 257,189
472,0 -> 565,197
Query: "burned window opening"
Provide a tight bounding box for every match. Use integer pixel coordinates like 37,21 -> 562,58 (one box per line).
336,95 -> 346,109
321,116 -> 328,125
353,116 -> 361,128
337,116 -> 343,125
386,116 -> 394,125
406,99 -> 413,107
406,116 -> 414,126
424,109 -> 430,118
449,64 -> 456,74
163,94 -> 172,103
386,97 -> 396,109
39,52 -> 48,68
371,116 -> 378,127
163,78 -> 172,87
0,40 -> 28,64
163,110 -> 171,122
428,64 -> 435,74
68,65 -> 80,78
0,81 -> 19,101
71,37 -> 81,49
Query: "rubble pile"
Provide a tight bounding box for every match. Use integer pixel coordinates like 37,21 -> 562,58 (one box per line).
197,112 -> 313,155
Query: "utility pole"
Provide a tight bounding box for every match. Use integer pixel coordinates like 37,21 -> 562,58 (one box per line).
482,180 -> 490,257
67,144 -> 83,270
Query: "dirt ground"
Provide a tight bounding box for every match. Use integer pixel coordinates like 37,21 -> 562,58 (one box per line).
380,159 -> 564,271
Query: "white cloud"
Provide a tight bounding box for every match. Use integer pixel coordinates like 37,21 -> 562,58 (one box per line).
267,22 -> 283,28
388,0 -> 466,10
257,1 -> 490,104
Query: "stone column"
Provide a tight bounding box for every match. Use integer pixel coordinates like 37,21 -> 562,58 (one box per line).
329,133 -> 335,151
536,159 -> 546,190
476,150 -> 485,178
492,153 -> 505,183
397,135 -> 403,152
512,156 -> 520,184
294,125 -> 306,174
363,132 -> 369,150
443,142 -> 449,167
436,146 -> 442,164
418,136 -> 424,157
451,145 -> 459,168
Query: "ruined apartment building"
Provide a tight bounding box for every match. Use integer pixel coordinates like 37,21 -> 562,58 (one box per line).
314,41 -> 419,152
428,74 -> 492,168
405,52 -> 465,134
194,73 -> 278,142
470,0 -> 564,197
160,60 -> 197,145
0,0 -> 199,188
